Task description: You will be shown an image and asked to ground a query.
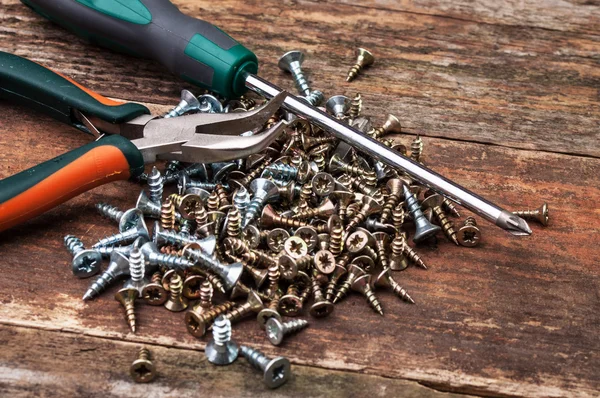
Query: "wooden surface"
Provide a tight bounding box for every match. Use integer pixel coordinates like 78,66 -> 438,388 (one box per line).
0,0 -> 599,397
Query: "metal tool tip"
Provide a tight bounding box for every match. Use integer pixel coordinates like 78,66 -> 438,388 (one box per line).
497,210 -> 532,236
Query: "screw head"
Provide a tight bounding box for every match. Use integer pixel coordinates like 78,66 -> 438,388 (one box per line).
184,311 -> 207,337
325,96 -> 350,117
279,294 -> 303,316
311,172 -> 335,197
72,249 -> 102,278
278,50 -> 304,72
309,300 -> 334,318
355,48 -> 375,66
457,225 -> 481,247
263,356 -> 291,389
205,339 -> 239,366
119,208 -> 144,232
142,282 -> 168,306
278,255 -> 298,280
267,228 -> 290,252
198,94 -> 224,113
294,226 -> 318,252
257,307 -> 283,330
130,358 -> 156,383
314,250 -> 336,275
284,236 -> 308,259
538,202 -> 549,226
250,178 -> 280,201
178,194 -> 203,220
265,317 -> 286,345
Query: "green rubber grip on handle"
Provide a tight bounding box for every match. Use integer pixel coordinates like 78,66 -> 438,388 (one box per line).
0,51 -> 150,133
21,0 -> 259,98
0,135 -> 145,232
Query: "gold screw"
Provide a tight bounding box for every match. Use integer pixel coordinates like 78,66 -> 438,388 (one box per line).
130,347 -> 156,383
346,48 -> 374,82
206,191 -> 220,212
333,263 -> 365,304
160,197 -> 175,230
351,274 -> 383,315
348,93 -> 362,121
185,301 -> 236,337
226,207 -> 242,238
380,179 -> 404,223
410,135 -> 424,162
513,202 -> 549,226
115,287 -> 138,333
373,268 -> 415,304
389,233 -> 409,271
458,216 -> 481,247
396,234 -> 429,270
422,194 -> 459,245
369,114 -> 401,139
164,274 -> 188,312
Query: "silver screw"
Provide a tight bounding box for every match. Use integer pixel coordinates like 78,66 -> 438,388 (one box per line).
163,89 -> 201,118
152,222 -> 216,255
83,251 -> 130,301
239,345 -> 291,389
205,316 -> 238,365
278,50 -> 311,96
402,185 -> 440,243
265,318 -> 308,346
197,94 -> 224,113
64,235 -> 102,278
325,95 -> 350,119
232,186 -> 251,219
182,246 -> 243,292
242,178 -> 280,228
123,247 -> 148,295
147,166 -> 164,206
92,218 -> 149,249
96,203 -> 143,232
139,241 -> 193,268
303,90 -> 324,106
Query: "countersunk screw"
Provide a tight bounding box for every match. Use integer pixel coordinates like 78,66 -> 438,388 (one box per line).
348,93 -> 362,122
422,194 -> 459,245
164,89 -> 201,118
309,271 -> 334,318
373,268 -> 415,304
95,203 -> 143,232
395,234 -> 429,270
182,245 -> 243,292
346,195 -> 382,233
205,316 -> 238,365
351,274 -> 384,315
243,178 -> 280,228
380,178 -> 404,223
389,233 -> 409,271
239,345 -> 291,389
369,114 -> 401,139
142,272 -> 168,306
115,287 -> 138,333
372,232 -> 391,269
185,301 -> 236,338
278,50 -> 311,96
92,218 -> 149,248
292,198 -> 337,220
331,191 -> 354,222
410,135 -> 424,162
266,318 -> 309,346
147,166 -> 164,206
403,185 -> 440,243
140,241 -> 193,268
123,247 -> 148,295
325,95 -> 350,119
83,251 -> 130,301
260,204 -> 326,232
222,290 -> 264,325
513,202 -> 549,226
164,273 -> 188,312
257,289 -> 283,329
130,347 -> 156,383
64,235 -> 102,278
334,263 -> 365,304
458,216 -> 481,247
233,186 -> 251,219
346,48 -> 374,82
442,197 -> 461,218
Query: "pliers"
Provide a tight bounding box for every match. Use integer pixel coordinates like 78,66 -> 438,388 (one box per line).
0,51 -> 287,232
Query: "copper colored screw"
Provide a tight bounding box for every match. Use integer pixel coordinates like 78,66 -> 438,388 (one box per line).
185,301 -> 236,338
410,135 -> 423,162
164,274 -> 188,312
346,196 -> 382,232
115,287 -> 138,333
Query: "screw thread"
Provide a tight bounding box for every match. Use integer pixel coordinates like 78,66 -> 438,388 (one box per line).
84,271 -> 115,300
96,203 -> 123,222
128,248 -> 145,283
212,316 -> 232,346
381,193 -> 401,223
369,126 -> 386,139
199,280 -> 213,308
233,188 -> 250,219
240,158 -> 272,186
124,302 -> 137,332
304,90 -> 324,106
311,277 -> 326,302
403,244 -> 428,270
432,207 -> 459,245
201,272 -> 226,294
64,235 -> 84,256
329,225 -> 344,256
226,207 -> 241,238
150,272 -> 162,284
240,346 -> 269,371
207,191 -> 220,212
267,263 -> 280,290
410,135 -> 424,162
282,319 -> 309,335
156,252 -> 193,268
392,207 -> 406,229
96,245 -> 132,257
346,64 -> 362,82
290,63 -> 311,96
363,285 -> 384,315
169,274 -> 184,301
361,246 -> 378,264
224,302 -> 253,323
93,228 -> 141,248
160,198 -> 175,229
215,185 -> 230,207
346,209 -> 368,232
266,163 -> 298,181
513,209 -> 538,217
334,273 -> 358,303
194,206 -> 208,229
243,196 -> 264,227
464,216 -> 477,227
138,347 -> 151,361
387,275 -> 415,304
443,199 -> 461,217
157,229 -> 197,246
376,243 -> 389,269
199,301 -> 236,325
404,189 -> 428,226
348,93 -> 362,120
147,167 -> 164,205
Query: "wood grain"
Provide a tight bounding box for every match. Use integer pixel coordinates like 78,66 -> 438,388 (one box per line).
0,0 -> 599,397
1,0 -> 598,156
1,324 -> 468,398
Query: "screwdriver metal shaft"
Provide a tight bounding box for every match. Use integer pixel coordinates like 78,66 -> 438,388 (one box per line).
245,73 -> 532,236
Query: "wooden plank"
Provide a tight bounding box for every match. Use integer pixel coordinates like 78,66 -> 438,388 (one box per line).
329,0 -> 600,33
0,324 -> 468,398
1,0 -> 599,157
0,102 -> 599,397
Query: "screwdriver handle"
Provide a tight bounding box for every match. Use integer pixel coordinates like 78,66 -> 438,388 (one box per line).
21,0 -> 258,98
0,135 -> 144,233
0,51 -> 150,134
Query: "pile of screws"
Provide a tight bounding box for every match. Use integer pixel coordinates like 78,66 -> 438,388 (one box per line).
64,48 -> 549,389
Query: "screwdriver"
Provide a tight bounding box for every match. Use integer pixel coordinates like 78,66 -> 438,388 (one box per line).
19,0 -> 531,236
